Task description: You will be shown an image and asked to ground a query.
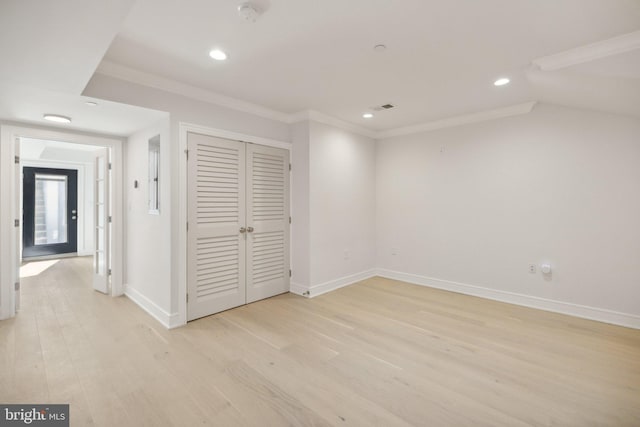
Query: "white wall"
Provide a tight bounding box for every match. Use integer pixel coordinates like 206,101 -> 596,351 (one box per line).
124,117 -> 172,320
84,73 -> 291,323
377,104 -> 640,323
290,121 -> 311,291
307,121 -> 377,294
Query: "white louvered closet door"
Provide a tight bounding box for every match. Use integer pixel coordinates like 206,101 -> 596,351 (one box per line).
246,144 -> 290,303
187,133 -> 246,321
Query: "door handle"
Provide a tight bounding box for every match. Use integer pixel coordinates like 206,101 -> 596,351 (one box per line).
239,227 -> 246,233
247,226 -> 254,233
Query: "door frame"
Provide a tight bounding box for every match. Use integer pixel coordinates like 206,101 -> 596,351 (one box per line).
0,124 -> 124,320
21,159 -> 92,257
178,122 -> 291,327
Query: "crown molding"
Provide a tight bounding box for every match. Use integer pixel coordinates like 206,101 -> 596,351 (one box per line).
96,60 -> 291,123
377,101 -> 537,139
532,30 -> 640,71
94,61 -> 537,140
289,110 -> 377,138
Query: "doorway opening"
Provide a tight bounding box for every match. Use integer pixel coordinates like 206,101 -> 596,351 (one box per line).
0,124 -> 124,321
18,137 -> 113,295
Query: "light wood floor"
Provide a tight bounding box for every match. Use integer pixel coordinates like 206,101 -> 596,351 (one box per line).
1,257 -> 639,426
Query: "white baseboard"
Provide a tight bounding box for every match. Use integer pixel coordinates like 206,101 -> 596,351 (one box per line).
124,284 -> 179,329
289,282 -> 309,297
376,269 -> 640,330
299,269 -> 377,298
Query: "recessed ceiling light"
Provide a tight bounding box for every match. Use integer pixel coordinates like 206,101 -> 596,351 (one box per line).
373,44 -> 387,52
43,114 -> 72,124
363,113 -> 374,119
85,101 -> 98,107
494,77 -> 510,86
209,49 -> 228,61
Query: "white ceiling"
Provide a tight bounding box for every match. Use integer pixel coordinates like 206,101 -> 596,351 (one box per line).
21,137 -> 103,163
1,0 -> 639,136
0,0 -> 166,136
0,0 -> 135,94
0,81 -> 167,137
103,0 -> 640,130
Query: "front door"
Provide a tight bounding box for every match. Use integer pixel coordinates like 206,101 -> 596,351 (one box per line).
22,167 -> 78,258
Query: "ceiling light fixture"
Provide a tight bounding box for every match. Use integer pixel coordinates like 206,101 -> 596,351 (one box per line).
209,49 -> 228,61
373,44 -> 387,53
363,113 -> 374,119
43,114 -> 72,124
85,101 -> 98,107
494,77 -> 510,86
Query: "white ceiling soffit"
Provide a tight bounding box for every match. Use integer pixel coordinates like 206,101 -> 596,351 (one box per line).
0,81 -> 167,137
529,30 -> 640,119
96,60 -> 290,123
0,0 -> 136,94
532,30 -> 640,71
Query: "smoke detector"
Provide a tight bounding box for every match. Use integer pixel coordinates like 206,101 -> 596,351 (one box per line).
238,2 -> 262,22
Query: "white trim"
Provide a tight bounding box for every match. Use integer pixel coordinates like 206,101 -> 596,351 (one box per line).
21,159 -> 92,257
0,128 -> 16,319
377,102 -> 537,139
290,110 -> 377,138
177,125 -> 189,327
289,282 -> 308,297
96,60 -> 291,124
0,123 -> 124,321
177,123 -> 291,327
300,269 -> 377,298
376,269 -> 640,330
96,60 -> 539,140
124,284 -> 179,329
532,30 -> 640,71
181,122 -> 292,150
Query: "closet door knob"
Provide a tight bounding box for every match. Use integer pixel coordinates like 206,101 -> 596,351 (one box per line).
247,226 -> 254,233
239,227 -> 246,233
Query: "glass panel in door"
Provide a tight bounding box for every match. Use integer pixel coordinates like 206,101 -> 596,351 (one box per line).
34,174 -> 68,245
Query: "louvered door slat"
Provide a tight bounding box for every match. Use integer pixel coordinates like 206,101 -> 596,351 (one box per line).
246,145 -> 290,303
187,133 -> 246,321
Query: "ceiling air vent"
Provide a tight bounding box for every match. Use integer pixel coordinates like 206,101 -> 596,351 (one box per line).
372,103 -> 395,111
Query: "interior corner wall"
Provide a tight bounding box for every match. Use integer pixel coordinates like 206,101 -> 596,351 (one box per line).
290,121 -> 311,289
308,121 -> 377,291
376,103 -> 640,319
124,117 -> 172,319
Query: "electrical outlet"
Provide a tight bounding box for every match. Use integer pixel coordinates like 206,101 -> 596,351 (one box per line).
391,247 -> 397,256
344,250 -> 349,260
529,264 -> 536,274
